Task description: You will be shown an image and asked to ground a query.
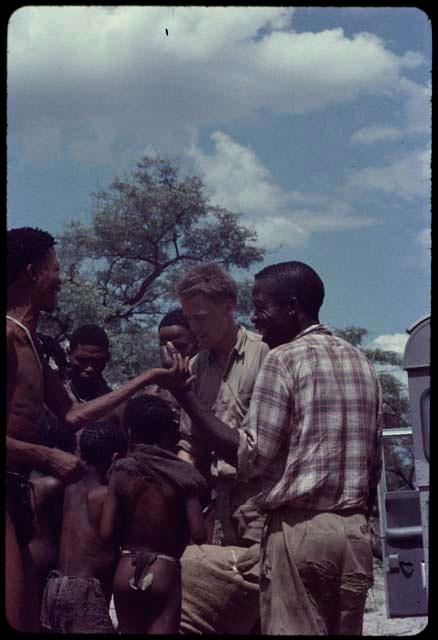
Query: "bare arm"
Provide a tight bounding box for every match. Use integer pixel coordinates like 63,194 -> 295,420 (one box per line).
185,495 -> 207,545
173,390 -> 239,466
160,344 -> 239,466
6,326 -> 85,483
63,369 -> 169,430
6,436 -> 86,484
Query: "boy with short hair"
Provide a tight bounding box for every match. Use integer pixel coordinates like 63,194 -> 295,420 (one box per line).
40,422 -> 128,633
101,394 -> 207,634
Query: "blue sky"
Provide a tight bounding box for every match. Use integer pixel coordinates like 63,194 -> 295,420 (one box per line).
7,6 -> 431,356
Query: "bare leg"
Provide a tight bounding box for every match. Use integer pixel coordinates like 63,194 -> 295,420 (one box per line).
5,510 -> 25,630
5,510 -> 41,631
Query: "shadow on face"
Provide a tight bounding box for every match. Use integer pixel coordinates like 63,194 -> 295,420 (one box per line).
158,324 -> 199,359
69,343 -> 110,381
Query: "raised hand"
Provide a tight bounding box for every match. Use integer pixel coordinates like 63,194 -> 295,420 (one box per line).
156,341 -> 195,394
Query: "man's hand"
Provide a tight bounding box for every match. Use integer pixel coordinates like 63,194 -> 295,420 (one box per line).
46,448 -> 87,485
155,342 -> 195,394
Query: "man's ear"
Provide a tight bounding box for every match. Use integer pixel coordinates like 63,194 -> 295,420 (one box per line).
287,297 -> 299,316
26,263 -> 38,282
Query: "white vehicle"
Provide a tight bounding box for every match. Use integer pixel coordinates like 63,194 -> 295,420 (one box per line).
378,315 -> 429,617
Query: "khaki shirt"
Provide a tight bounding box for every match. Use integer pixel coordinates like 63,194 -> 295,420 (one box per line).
178,325 -> 269,545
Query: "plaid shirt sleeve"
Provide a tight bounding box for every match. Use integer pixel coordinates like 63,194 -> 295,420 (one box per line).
369,376 -> 384,489
237,349 -> 292,481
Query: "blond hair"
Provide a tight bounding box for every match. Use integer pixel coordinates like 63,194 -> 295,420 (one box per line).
176,262 -> 237,304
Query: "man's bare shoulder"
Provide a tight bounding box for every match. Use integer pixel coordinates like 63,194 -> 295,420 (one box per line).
6,321 -> 22,354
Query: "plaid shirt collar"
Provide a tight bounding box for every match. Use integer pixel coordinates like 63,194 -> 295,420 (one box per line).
293,323 -> 332,342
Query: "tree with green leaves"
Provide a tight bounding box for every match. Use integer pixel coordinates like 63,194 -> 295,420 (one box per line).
40,154 -> 264,383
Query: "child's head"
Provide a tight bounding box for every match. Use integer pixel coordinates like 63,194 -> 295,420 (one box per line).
79,422 -> 129,470
41,412 -> 77,453
123,394 -> 178,451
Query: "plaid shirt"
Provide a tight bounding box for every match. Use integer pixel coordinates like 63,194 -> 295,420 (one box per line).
237,324 -> 383,513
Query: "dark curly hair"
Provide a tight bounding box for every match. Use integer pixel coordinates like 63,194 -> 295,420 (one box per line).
40,413 -> 77,454
255,261 -> 325,317
69,325 -> 110,352
7,227 -> 56,287
158,308 -> 191,331
79,422 -> 128,467
123,394 -> 178,449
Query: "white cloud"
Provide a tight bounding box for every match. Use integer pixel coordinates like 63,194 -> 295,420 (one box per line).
8,6 -> 429,167
351,125 -> 401,144
345,148 -> 431,201
416,227 -> 431,250
414,227 -> 431,271
187,130 -> 379,249
400,78 -> 432,135
372,333 -> 409,354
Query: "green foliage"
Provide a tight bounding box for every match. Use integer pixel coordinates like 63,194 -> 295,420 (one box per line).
41,154 -> 265,384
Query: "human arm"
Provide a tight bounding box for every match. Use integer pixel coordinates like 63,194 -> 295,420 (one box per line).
62,368 -> 176,430
185,495 -> 207,545
367,379 -> 384,520
6,436 -> 86,484
236,349 -> 293,481
174,390 -> 240,467
160,343 -> 239,466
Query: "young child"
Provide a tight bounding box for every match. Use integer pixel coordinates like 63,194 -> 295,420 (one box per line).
101,394 -> 207,634
40,421 -> 128,633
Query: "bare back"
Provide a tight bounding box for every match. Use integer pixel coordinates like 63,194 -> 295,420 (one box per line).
113,470 -> 190,558
58,476 -> 118,597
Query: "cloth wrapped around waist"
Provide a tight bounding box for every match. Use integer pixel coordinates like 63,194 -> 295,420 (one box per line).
121,548 -> 181,591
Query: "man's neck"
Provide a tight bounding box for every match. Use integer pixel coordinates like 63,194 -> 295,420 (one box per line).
211,321 -> 239,367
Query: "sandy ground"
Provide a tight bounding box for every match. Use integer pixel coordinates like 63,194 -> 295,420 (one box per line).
363,560 -> 428,636
110,559 -> 428,635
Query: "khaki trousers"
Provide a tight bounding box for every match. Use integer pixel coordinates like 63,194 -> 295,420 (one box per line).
260,508 -> 374,635
180,543 -> 260,634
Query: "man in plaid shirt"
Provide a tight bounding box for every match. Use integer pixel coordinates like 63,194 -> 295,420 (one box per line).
162,260 -> 382,635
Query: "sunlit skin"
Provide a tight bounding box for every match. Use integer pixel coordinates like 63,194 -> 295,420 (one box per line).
31,248 -> 62,315
250,279 -> 297,349
180,294 -> 237,366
